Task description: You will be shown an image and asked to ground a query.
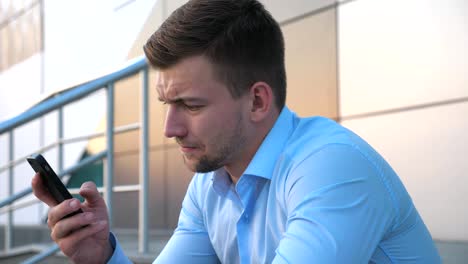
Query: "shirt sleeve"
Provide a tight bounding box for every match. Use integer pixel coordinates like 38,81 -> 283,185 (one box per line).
107,232 -> 132,264
272,144 -> 396,263
154,174 -> 220,264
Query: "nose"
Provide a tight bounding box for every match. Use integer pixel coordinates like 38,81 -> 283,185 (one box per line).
164,105 -> 187,138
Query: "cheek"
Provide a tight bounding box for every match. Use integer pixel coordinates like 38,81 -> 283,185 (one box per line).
190,104 -> 243,141
189,114 -> 222,140
191,116 -> 232,145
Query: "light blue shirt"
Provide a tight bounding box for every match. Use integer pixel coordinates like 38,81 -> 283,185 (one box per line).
109,107 -> 441,263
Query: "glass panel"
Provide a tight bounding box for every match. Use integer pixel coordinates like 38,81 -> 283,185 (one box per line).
0,0 -> 41,71
32,2 -> 41,52
0,0 -> 12,22
11,18 -> 22,64
24,0 -> 36,8
11,0 -> 24,14
0,3 -> 4,24
22,6 -> 34,58
0,26 -> 9,70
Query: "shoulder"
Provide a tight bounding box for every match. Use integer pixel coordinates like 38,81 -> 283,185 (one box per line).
273,115 -> 410,221
282,116 -> 372,165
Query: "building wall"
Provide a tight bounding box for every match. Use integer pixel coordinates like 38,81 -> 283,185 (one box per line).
338,0 -> 468,241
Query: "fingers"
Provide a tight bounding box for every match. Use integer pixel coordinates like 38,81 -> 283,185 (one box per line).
79,182 -> 106,207
56,220 -> 108,255
31,173 -> 58,207
47,198 -> 82,229
51,211 -> 103,241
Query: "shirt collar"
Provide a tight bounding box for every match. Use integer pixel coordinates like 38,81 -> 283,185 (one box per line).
243,106 -> 295,180
211,106 -> 295,195
211,168 -> 232,196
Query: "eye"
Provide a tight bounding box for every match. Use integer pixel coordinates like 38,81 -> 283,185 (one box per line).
184,104 -> 203,111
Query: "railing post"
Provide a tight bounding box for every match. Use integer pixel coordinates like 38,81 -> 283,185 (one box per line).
139,67 -> 149,254
58,107 -> 64,172
105,83 -> 115,226
5,131 -> 14,251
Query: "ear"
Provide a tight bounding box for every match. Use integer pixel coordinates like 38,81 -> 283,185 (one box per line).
248,82 -> 274,122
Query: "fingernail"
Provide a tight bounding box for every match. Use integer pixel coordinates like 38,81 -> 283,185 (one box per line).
70,199 -> 79,209
82,182 -> 95,190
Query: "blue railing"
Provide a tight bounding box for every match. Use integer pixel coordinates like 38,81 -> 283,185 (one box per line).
0,55 -> 151,261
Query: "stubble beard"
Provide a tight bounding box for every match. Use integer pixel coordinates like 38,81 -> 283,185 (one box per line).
183,114 -> 246,173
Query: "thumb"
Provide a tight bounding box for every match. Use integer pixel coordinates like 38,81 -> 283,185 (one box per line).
79,181 -> 105,207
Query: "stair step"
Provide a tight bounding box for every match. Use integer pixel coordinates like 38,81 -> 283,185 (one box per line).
0,226 -> 171,263
3,226 -> 467,263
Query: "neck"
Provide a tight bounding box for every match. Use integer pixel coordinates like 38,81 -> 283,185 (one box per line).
224,109 -> 280,185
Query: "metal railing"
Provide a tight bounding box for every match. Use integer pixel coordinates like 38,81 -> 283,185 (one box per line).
0,56 -> 150,261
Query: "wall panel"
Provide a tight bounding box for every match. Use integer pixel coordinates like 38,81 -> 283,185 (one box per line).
283,8 -> 338,118
262,0 -> 335,23
339,0 -> 468,117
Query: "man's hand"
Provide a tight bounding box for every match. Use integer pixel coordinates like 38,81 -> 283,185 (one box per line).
32,173 -> 113,264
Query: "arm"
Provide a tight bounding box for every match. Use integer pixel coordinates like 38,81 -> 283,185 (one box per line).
273,144 -> 395,263
154,175 -> 220,264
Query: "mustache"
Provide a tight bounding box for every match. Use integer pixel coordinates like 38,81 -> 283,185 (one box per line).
175,138 -> 199,148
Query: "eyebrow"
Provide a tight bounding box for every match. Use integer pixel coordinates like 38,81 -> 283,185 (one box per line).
157,96 -> 207,104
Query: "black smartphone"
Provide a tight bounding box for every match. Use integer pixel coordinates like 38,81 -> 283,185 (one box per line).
27,153 -> 83,218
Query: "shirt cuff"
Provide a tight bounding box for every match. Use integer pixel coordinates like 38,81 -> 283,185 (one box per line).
107,232 -> 132,264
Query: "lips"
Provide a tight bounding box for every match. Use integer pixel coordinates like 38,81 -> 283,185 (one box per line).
180,146 -> 196,152
176,139 -> 200,153
178,142 -> 198,152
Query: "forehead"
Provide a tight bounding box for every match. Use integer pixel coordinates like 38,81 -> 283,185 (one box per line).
155,56 -> 224,100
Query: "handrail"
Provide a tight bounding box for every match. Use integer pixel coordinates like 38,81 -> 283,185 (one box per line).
0,54 -> 151,259
0,184 -> 141,215
0,56 -> 147,135
21,244 -> 60,264
0,122 -> 140,174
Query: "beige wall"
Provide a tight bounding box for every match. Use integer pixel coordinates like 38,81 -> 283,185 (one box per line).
339,0 -> 468,117
282,8 -> 338,118
338,0 -> 468,240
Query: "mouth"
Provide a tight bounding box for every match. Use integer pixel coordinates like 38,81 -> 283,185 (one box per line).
180,145 -> 197,153
176,139 -> 200,154
177,143 -> 200,154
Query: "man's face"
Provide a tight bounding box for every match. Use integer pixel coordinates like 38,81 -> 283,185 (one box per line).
156,55 -> 250,173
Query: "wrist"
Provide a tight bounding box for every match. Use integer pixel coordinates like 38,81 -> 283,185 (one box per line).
102,239 -> 114,263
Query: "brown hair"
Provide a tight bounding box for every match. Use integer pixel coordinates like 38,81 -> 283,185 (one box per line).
143,0 -> 286,110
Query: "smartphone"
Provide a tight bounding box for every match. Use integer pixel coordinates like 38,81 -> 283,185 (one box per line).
27,154 -> 83,218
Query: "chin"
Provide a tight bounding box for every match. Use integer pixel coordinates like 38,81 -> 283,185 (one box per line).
182,157 -> 198,172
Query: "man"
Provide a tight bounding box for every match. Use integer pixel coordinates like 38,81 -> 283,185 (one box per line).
32,0 -> 441,263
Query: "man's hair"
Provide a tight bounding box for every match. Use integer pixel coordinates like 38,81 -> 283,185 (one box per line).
143,0 -> 286,110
